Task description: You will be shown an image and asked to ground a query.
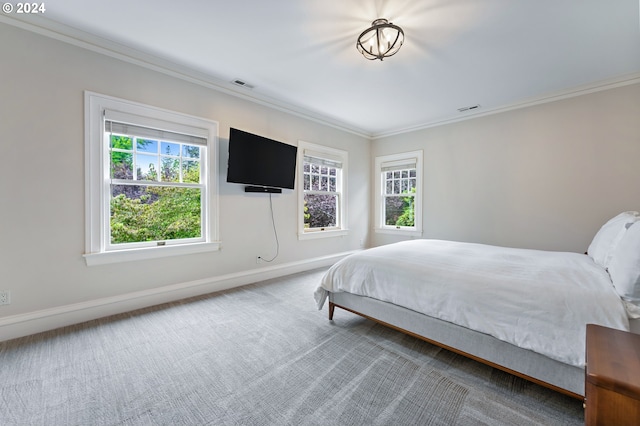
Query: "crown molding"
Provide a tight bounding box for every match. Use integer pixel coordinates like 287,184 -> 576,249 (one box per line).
372,72 -> 640,140
2,15 -> 638,142
0,14 -> 373,139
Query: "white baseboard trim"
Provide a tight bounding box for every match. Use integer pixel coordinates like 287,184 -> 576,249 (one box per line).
0,251 -> 356,342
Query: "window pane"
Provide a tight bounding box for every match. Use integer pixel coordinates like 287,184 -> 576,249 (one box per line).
384,195 -> 414,227
329,168 -> 336,176
137,154 -> 158,181
320,166 -> 328,175
161,142 -> 180,156
183,145 -> 200,159
329,177 -> 336,192
321,176 -> 328,191
311,164 -> 320,174
304,193 -> 337,228
401,179 -> 408,193
402,170 -> 408,178
111,135 -> 132,150
111,152 -> 133,179
385,180 -> 393,194
110,184 -> 201,244
183,160 -> 200,183
311,174 -> 320,190
161,156 -> 180,182
393,179 -> 400,194
92,93 -> 215,256
410,169 -> 416,178
304,173 -> 310,190
137,139 -> 158,153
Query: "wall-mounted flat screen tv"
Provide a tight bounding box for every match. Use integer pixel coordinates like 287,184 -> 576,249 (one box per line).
226,128 -> 297,191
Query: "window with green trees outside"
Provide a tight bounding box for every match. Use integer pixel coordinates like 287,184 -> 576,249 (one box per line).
374,150 -> 422,236
109,133 -> 203,245
383,168 -> 416,227
84,93 -> 219,266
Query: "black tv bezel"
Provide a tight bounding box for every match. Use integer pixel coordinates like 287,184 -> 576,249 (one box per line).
226,128 -> 297,191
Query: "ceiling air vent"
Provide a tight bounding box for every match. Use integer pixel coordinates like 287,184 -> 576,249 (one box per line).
457,104 -> 480,112
232,79 -> 254,89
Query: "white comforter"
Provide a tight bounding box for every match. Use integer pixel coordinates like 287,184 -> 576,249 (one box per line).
315,239 -> 629,367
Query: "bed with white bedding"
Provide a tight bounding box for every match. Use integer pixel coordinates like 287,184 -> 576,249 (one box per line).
315,212 -> 640,398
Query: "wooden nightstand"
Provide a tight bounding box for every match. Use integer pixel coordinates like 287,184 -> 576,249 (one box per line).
585,324 -> 640,425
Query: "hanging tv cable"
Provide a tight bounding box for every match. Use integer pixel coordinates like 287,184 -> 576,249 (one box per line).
258,193 -> 279,262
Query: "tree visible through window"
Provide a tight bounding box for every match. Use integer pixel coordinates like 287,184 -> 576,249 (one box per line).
85,93 -> 219,265
297,141 -> 347,239
383,168 -> 416,227
303,159 -> 340,229
106,119 -> 206,247
375,150 -> 422,235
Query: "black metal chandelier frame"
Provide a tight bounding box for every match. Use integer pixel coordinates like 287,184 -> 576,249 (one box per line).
356,18 -> 404,61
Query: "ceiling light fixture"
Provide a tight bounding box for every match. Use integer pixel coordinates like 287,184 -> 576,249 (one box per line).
356,18 -> 404,61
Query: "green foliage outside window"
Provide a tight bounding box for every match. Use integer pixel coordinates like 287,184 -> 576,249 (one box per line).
385,188 -> 415,227
109,135 -> 202,244
110,186 -> 201,244
396,192 -> 415,226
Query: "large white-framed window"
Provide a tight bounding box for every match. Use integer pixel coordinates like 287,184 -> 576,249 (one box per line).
374,150 -> 423,236
297,141 -> 348,240
84,92 -> 220,266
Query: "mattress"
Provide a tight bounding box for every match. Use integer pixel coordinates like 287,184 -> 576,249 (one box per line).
315,239 -> 629,367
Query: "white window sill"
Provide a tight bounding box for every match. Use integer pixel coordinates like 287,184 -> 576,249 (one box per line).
298,229 -> 348,240
84,241 -> 221,266
374,227 -> 423,237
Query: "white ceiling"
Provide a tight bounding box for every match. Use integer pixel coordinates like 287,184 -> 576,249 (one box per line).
5,0 -> 640,137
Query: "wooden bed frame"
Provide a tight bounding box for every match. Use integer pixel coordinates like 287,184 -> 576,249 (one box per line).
328,292 -> 586,399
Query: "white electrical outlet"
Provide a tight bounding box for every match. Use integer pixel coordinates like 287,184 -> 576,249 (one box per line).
0,290 -> 10,305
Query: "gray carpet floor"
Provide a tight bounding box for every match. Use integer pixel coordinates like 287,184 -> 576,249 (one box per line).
0,268 -> 583,425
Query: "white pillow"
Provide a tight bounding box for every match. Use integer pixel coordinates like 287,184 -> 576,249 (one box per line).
587,211 -> 640,268
608,221 -> 640,305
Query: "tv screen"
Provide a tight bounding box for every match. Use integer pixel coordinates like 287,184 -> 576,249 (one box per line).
226,128 -> 297,190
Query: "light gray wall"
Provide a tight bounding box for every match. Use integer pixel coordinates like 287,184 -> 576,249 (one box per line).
2,20 -> 639,340
0,23 -> 370,334
372,83 -> 640,252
